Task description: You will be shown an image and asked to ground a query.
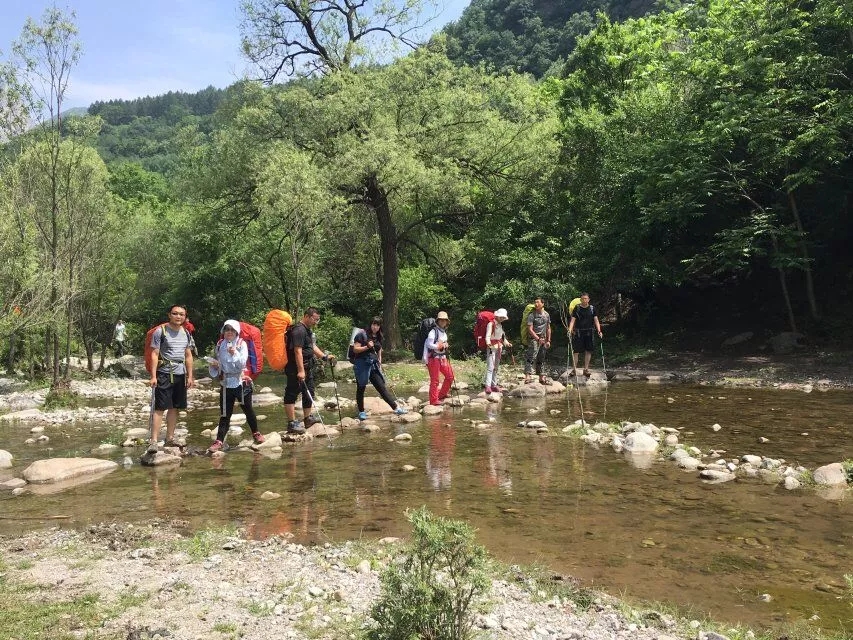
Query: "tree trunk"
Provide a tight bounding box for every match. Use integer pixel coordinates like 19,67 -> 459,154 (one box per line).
366,174 -> 401,349
771,234 -> 798,333
786,190 -> 819,320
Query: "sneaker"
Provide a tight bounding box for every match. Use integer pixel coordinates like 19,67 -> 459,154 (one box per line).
539,376 -> 548,385
484,386 -> 493,394
286,420 -> 306,435
304,414 -> 322,427
583,369 -> 591,377
568,369 -> 576,377
145,441 -> 159,455
357,411 -> 368,421
208,440 -> 223,453
252,432 -> 265,444
393,407 -> 408,415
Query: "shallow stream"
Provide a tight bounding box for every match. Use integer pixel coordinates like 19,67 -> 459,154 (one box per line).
1,378 -> 852,631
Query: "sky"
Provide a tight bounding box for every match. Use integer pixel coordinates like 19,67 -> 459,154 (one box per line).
0,0 -> 470,110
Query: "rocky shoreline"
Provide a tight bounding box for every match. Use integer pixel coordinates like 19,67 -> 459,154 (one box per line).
0,521 -> 739,640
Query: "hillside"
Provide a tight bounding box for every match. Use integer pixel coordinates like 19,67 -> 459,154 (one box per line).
443,0 -> 668,77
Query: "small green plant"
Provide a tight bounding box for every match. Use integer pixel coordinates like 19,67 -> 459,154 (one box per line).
368,506 -> 491,640
841,460 -> 853,484
44,386 -> 80,410
175,526 -> 236,561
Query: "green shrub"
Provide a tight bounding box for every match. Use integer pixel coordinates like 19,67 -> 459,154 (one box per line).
368,507 -> 490,640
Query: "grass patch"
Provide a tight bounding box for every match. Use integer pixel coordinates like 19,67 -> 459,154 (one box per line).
497,562 -> 595,611
842,459 -> 853,484
173,525 -> 238,561
43,386 -> 81,410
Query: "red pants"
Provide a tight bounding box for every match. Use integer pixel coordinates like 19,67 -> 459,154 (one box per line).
427,356 -> 454,405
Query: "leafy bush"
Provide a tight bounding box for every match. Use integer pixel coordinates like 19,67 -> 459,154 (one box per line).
368,506 -> 490,640
312,310 -> 355,360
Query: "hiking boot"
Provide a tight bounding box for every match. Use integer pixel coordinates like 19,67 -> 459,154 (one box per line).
286,420 -> 306,435
583,369 -> 591,378
568,369 -> 576,377
252,432 -> 265,444
145,441 -> 159,455
208,440 -> 223,453
393,407 -> 408,415
357,411 -> 368,421
304,414 -> 322,427
539,376 -> 548,385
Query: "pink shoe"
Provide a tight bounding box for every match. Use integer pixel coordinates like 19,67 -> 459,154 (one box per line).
484,386 -> 493,394
208,440 -> 223,453
252,432 -> 265,444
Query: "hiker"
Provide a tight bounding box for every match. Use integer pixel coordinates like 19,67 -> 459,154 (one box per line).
483,308 -> 512,393
423,311 -> 454,406
113,320 -> 126,357
207,319 -> 265,452
351,316 -> 408,420
147,305 -> 195,452
525,297 -> 552,384
567,292 -> 603,377
283,307 -> 335,434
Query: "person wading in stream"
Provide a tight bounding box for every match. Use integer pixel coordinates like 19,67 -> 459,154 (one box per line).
423,311 -> 454,406
567,292 -> 603,378
524,297 -> 552,384
207,319 -> 265,452
147,305 -> 195,453
352,316 -> 408,421
483,308 -> 512,393
283,307 -> 335,434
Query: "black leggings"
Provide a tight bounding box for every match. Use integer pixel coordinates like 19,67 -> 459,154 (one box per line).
216,385 -> 259,442
356,368 -> 398,412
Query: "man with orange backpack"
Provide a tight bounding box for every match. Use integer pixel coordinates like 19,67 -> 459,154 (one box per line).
146,305 -> 195,453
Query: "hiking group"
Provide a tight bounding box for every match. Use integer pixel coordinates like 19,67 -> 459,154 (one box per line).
143,295 -> 602,453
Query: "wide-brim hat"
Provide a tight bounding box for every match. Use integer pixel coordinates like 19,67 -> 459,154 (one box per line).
436,311 -> 450,322
494,308 -> 508,320
222,319 -> 241,334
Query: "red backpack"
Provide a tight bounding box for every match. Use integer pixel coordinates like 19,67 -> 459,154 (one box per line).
217,321 -> 264,380
473,310 -> 495,351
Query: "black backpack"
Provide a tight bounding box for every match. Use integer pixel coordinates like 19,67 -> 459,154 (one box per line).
413,318 -> 437,360
347,329 -> 366,364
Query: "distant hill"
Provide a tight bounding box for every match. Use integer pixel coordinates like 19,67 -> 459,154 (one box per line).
87,86 -> 226,174
443,0 -> 668,77
60,107 -> 89,118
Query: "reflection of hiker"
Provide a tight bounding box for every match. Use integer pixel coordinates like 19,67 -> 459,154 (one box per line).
423,311 -> 454,406
283,307 -> 335,434
207,320 -> 265,453
483,308 -> 511,393
352,317 -> 408,421
147,305 -> 195,452
524,297 -> 551,384
113,320 -> 126,357
568,292 -> 603,377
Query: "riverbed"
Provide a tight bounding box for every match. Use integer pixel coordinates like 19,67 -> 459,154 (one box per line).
1,376 -> 851,632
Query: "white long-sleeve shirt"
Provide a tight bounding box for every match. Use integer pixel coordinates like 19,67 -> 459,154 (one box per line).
208,339 -> 249,388
423,326 -> 449,364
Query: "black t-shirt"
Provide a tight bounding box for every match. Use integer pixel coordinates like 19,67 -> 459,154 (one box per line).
286,322 -> 315,369
354,329 -> 381,361
572,304 -> 597,332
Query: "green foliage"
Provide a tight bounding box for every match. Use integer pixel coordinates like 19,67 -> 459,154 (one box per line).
368,506 -> 491,640
842,460 -> 853,484
312,310 -> 355,360
397,265 -> 458,337
44,387 -> 80,410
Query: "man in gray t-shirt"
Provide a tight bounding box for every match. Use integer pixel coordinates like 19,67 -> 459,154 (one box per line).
147,305 -> 195,453
525,297 -> 551,384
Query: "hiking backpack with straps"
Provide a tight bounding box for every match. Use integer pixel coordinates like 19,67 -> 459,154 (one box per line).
413,317 -> 437,360
217,321 -> 263,380
144,323 -> 192,375
262,309 -> 293,371
473,310 -> 495,351
519,303 -> 536,346
347,327 -> 366,364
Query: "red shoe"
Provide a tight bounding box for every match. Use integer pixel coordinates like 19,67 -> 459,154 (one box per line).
484,386 -> 493,394
208,440 -> 223,453
252,432 -> 265,444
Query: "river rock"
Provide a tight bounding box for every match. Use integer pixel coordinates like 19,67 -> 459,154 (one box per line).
784,477 -> 801,490
362,423 -> 380,433
698,632 -> 731,640
679,457 -> 702,471
0,477 -> 26,490
402,464 -> 416,472
506,384 -> 546,398
22,458 -> 119,484
445,394 -> 470,406
394,433 -> 412,442
260,491 -> 281,500
140,451 -> 182,467
700,469 -> 736,483
422,404 -> 444,415
624,431 -> 658,454
30,425 -> 45,434
741,454 -> 762,465
0,449 -> 12,469
670,448 -> 690,461
395,412 -> 422,424
526,420 -> 547,430
306,424 -> 339,438
251,431 -> 282,450
664,434 -> 678,446
582,432 -> 602,445
363,397 -> 394,414
1,408 -> 44,421
92,443 -> 119,454
252,392 -> 281,407
813,463 -> 847,486
406,396 -> 422,408
711,423 -> 722,432
769,331 -> 803,354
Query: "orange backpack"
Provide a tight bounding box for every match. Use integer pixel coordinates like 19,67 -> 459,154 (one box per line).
262,309 -> 293,371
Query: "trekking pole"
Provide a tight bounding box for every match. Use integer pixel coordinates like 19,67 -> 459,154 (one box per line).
329,360 -> 344,425
148,385 -> 156,442
446,355 -> 462,408
599,337 -> 608,379
300,381 -> 333,448
599,336 -> 609,424
567,337 -> 586,428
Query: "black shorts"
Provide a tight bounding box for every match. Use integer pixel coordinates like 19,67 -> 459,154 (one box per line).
283,368 -> 315,409
572,332 -> 595,353
154,372 -> 188,410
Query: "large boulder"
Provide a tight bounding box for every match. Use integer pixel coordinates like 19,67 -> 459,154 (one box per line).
813,463 -> 848,486
22,458 -> 118,484
251,431 -> 282,450
506,384 -> 546,398
1,408 -> 44,422
0,449 -> 13,469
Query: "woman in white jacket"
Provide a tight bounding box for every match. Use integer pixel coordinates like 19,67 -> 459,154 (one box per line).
483,308 -> 512,393
207,319 -> 265,452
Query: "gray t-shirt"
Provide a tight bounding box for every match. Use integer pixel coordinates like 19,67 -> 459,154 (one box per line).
526,310 -> 551,339
151,325 -> 195,375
